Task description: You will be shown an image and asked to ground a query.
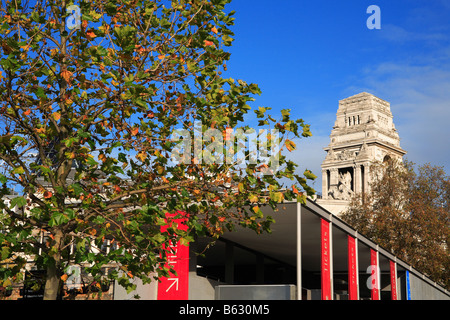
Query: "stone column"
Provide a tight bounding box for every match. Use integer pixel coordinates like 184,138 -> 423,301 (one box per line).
322,169 -> 328,199
363,163 -> 370,195
354,165 -> 361,195
330,168 -> 339,186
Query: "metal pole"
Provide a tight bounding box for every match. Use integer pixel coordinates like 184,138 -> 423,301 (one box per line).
297,201 -> 302,300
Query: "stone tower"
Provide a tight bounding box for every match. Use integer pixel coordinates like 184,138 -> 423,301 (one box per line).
316,92 -> 406,216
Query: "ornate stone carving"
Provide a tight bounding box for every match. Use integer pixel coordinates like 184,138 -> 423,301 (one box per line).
337,149 -> 354,161
328,171 -> 353,200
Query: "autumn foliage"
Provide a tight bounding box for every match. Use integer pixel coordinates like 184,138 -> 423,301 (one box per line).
341,160 -> 450,290
0,0 -> 314,299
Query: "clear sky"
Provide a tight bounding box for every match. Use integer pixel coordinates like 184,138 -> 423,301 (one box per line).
223,0 -> 450,193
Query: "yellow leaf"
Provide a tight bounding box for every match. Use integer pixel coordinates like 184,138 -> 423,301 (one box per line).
136,151 -> 147,162
270,191 -> 284,203
98,154 -> 106,162
285,139 -> 296,152
61,274 -> 68,282
211,26 -> 218,34
61,70 -> 73,83
248,194 -> 258,203
155,165 -> 164,175
66,152 -> 76,159
50,48 -> 59,56
36,127 -> 46,134
52,112 -> 61,121
86,30 -> 96,39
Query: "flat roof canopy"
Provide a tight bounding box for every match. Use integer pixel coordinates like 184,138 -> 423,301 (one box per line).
195,199 -> 449,298
219,201 -> 384,272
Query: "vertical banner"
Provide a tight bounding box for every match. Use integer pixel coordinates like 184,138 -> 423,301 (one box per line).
390,260 -> 398,300
347,235 -> 358,300
157,211 -> 189,300
370,249 -> 380,300
406,270 -> 412,300
321,219 -> 332,300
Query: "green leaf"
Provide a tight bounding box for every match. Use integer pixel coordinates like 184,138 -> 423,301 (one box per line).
303,169 -> 317,180
64,208 -> 76,220
297,193 -> 307,204
49,212 -> 69,227
10,196 -> 26,209
269,192 -> 284,203
281,109 -> 291,122
181,188 -> 189,197
222,34 -> 233,46
69,183 -> 85,196
1,246 -> 11,260
35,87 -> 45,98
86,156 -> 98,166
31,11 -> 40,22
12,166 -> 25,175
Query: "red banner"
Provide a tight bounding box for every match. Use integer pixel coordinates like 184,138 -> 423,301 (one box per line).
347,235 -> 358,300
370,249 -> 380,300
157,212 -> 189,300
390,260 -> 397,300
321,219 -> 332,300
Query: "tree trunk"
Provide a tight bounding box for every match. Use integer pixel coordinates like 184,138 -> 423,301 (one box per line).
43,229 -> 63,300
43,262 -> 60,300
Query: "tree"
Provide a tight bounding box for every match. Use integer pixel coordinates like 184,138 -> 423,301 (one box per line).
0,0 -> 315,300
341,160 -> 450,290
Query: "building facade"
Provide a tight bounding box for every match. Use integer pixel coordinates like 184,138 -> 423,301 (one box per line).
317,92 -> 407,216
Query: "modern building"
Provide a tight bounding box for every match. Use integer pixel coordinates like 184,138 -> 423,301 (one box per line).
123,93 -> 449,301
116,198 -> 448,300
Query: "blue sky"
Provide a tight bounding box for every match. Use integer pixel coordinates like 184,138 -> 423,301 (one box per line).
223,0 -> 450,192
